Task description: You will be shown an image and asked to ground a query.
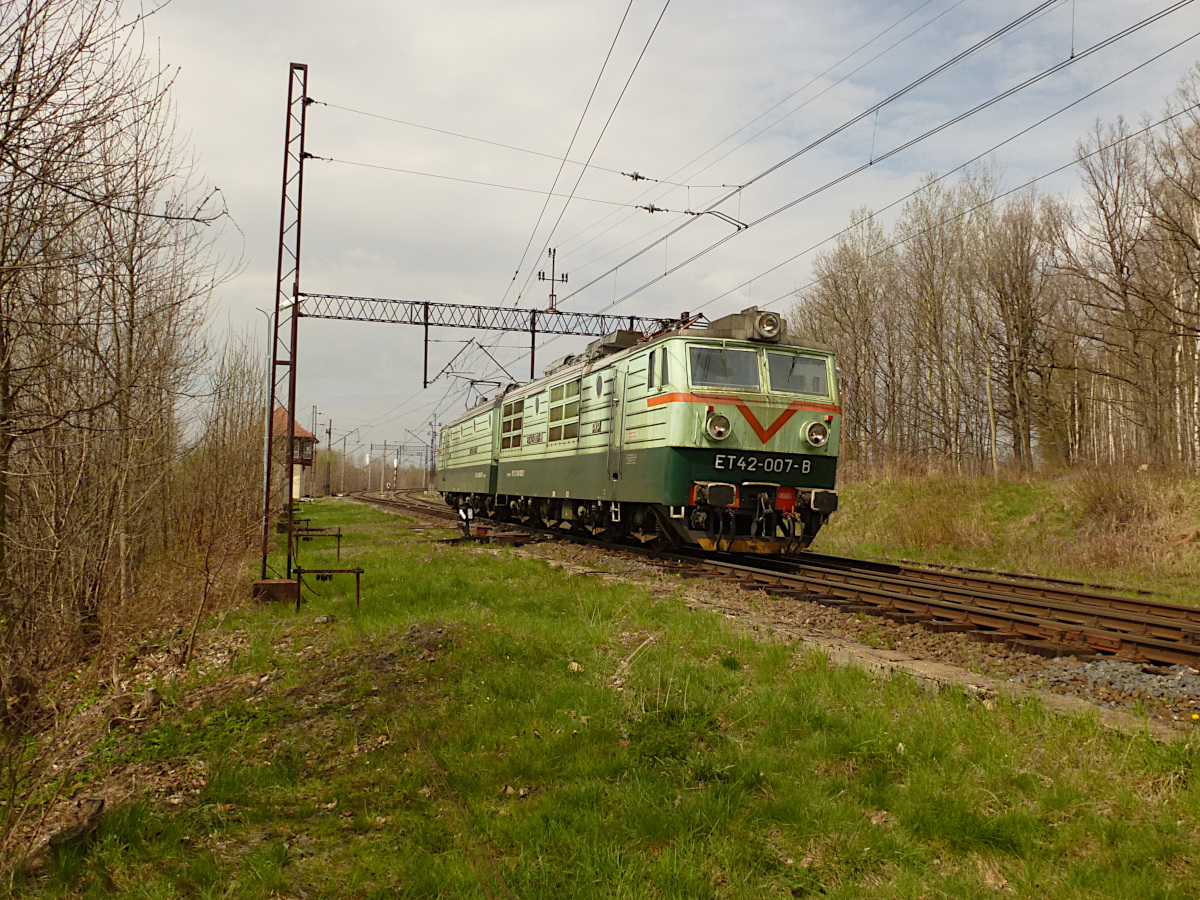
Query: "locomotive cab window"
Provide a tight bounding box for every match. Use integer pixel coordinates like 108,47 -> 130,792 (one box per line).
767,352 -> 830,397
688,346 -> 760,390
501,399 -> 524,449
549,379 -> 580,441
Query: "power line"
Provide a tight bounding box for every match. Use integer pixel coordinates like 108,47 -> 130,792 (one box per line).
549,0 -> 971,262
512,0 -> 674,309
313,100 -> 724,190
305,154 -> 656,208
571,0 -> 1195,311
692,29 -> 1200,318
479,27 -> 1199,382
767,100 -> 1200,313
502,0 -> 639,306
556,0 -> 1067,305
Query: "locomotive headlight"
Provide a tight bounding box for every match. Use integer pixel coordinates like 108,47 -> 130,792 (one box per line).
705,412 -> 732,440
754,311 -> 782,340
803,420 -> 829,447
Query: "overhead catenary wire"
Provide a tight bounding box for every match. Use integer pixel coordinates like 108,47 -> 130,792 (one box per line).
510,0 -> 674,308
304,154 -> 661,209
480,25 -> 1199,382
760,100 -> 1200,314
501,0 -> 639,306
549,0 -> 972,263
312,100 -> 726,189
691,31 -> 1200,321
565,0 -> 1196,312
688,27 -> 1200,318
555,0 -> 1071,306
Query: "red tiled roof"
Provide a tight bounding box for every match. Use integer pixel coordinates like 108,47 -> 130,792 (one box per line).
272,406 -> 317,442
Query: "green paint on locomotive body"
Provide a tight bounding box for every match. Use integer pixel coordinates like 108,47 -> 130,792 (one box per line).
437,329 -> 841,504
436,402 -> 500,494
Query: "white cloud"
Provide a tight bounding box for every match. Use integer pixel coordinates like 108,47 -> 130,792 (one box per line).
139,0 -> 1200,447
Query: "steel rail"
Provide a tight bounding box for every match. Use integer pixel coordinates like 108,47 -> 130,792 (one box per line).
732,557 -> 1200,644
792,552 -> 1178,618
688,557 -> 1200,667
353,492 -> 1200,667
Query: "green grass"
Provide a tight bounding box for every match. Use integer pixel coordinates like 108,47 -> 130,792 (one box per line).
815,471 -> 1200,604
9,497 -> 1200,898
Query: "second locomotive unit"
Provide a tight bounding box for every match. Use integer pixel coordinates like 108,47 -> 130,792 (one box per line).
437,306 -> 840,553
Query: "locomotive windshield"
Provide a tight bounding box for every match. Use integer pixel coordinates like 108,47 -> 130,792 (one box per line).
688,346 -> 760,390
767,351 -> 829,397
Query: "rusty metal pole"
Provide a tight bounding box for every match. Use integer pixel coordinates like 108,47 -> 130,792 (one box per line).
325,419 -> 332,496
261,62 -> 310,582
423,301 -> 430,388
529,309 -> 537,380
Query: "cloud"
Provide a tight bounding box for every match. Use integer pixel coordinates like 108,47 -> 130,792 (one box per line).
138,0 -> 1199,445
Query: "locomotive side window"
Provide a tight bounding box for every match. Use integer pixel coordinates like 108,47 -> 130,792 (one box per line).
688,346 -> 760,390
660,347 -> 669,387
549,379 -> 581,441
501,399 -> 524,449
767,352 -> 829,396
648,351 -> 656,388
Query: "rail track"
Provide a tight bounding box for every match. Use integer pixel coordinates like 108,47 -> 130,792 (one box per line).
355,490 -> 1200,669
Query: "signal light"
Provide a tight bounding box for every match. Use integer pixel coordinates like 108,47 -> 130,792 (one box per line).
705,412 -> 731,440
804,421 -> 829,447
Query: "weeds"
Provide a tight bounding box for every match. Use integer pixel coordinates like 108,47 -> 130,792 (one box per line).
818,469 -> 1200,604
5,498 -> 1200,898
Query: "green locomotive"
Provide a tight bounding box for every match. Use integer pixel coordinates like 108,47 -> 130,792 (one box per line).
437,306 -> 840,553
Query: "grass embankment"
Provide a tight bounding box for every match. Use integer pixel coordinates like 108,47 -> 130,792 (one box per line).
817,469 -> 1200,604
11,498 -> 1200,898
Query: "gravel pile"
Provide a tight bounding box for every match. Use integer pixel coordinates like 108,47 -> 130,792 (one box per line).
1014,658 -> 1200,720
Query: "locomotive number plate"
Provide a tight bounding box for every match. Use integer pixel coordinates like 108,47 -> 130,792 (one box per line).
714,453 -> 811,474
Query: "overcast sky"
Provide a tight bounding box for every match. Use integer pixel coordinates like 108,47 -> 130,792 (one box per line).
140,0 -> 1199,458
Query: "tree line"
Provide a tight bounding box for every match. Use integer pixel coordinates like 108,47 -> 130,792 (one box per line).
0,0 -> 260,743
792,65 -> 1200,476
